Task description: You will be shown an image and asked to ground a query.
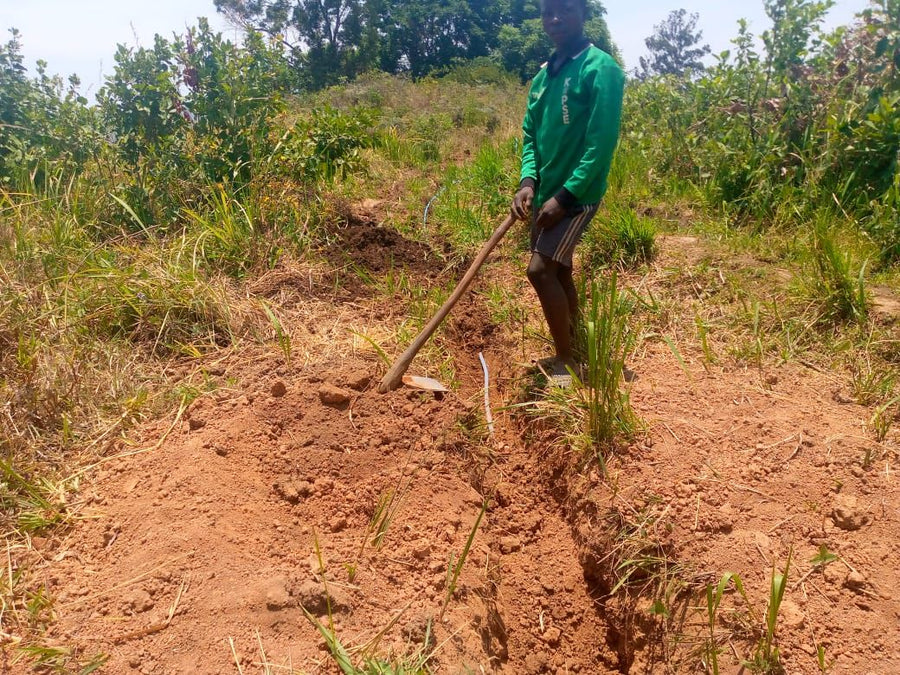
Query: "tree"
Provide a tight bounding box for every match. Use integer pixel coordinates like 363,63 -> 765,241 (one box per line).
762,0 -> 834,87
638,9 -> 710,78
214,0 -> 371,88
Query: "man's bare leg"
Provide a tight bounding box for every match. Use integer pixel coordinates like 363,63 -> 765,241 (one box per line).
527,252 -> 576,375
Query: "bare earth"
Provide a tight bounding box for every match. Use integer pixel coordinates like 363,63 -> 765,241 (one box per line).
12,221 -> 900,674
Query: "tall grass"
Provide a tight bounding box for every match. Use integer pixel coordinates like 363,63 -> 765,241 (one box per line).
582,205 -> 657,269
806,223 -> 870,324
524,272 -> 640,470
574,272 -> 640,467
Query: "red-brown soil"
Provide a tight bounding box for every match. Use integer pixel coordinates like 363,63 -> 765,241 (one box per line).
12,219 -> 900,674
27,355 -> 619,674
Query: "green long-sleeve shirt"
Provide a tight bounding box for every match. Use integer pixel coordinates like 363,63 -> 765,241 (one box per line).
520,45 -> 625,210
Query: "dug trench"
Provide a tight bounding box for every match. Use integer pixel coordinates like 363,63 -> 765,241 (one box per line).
21,215 -> 900,674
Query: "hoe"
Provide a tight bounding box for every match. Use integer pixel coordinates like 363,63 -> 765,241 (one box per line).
378,214 -> 515,393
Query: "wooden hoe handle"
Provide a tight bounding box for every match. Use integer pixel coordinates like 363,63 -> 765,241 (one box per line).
378,215 -> 516,393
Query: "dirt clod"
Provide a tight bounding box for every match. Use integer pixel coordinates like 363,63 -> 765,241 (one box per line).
125,589 -> 155,614
273,479 -> 313,504
542,626 -> 562,646
318,383 -> 351,406
333,219 -> 436,275
499,536 -> 522,554
844,570 -> 868,592
831,494 -> 871,531
270,380 -> 288,397
296,579 -> 349,616
344,370 -> 372,391
264,576 -> 293,611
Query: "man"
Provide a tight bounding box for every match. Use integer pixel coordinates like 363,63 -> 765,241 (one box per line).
511,0 -> 625,381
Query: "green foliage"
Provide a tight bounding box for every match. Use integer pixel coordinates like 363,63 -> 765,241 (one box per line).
99,20 -> 291,190
441,502 -> 486,621
215,0 -> 617,86
495,1 -> 619,81
526,272 -> 639,470
622,0 -> 900,267
582,205 -> 656,269
762,0 -> 835,85
305,608 -> 433,674
573,272 -> 639,468
279,106 -> 375,182
98,35 -> 185,164
0,29 -> 100,186
431,139 -> 518,250
806,223 -> 870,324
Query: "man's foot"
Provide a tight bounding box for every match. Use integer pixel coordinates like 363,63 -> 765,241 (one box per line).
533,356 -> 580,387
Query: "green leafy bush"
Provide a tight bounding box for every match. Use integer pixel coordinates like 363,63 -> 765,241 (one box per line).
278,106 -> 375,182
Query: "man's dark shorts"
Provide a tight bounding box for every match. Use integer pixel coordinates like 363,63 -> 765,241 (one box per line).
531,203 -> 599,267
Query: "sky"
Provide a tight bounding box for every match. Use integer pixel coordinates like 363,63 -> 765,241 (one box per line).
2,0 -> 874,96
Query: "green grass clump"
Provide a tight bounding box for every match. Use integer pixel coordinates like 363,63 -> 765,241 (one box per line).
702,550 -> 793,675
805,224 -> 869,324
582,205 -> 656,270
524,272 -> 640,470
305,609 -> 433,675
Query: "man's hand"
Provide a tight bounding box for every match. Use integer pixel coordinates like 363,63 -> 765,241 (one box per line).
511,186 -> 534,221
534,196 -> 565,230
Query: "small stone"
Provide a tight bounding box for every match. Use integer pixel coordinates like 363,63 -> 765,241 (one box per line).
270,380 -> 288,398
831,494 -> 871,531
844,571 -> 868,592
214,445 -> 229,457
344,371 -> 372,391
188,417 -> 206,431
543,627 -> 562,646
318,384 -> 351,406
499,536 -> 522,554
780,600 -> 805,629
412,542 -> 431,560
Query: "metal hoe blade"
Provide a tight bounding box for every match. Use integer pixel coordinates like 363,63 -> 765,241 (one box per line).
402,375 -> 449,393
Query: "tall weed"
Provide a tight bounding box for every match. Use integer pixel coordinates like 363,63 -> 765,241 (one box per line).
805,223 -> 869,324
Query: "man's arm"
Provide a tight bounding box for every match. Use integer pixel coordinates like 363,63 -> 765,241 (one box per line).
512,95 -> 538,221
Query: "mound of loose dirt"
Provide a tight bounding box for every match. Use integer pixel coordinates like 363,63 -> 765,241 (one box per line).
30,356 -> 618,674
331,215 -> 440,278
